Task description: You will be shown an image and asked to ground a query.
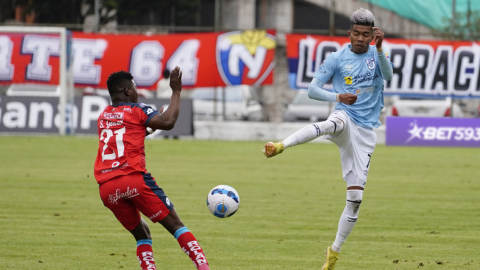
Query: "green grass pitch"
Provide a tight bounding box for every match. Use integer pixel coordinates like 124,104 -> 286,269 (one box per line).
0,136 -> 479,269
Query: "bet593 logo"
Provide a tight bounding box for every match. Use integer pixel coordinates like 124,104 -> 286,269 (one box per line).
216,30 -> 276,86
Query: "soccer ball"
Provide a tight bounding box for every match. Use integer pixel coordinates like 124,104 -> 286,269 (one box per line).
207,185 -> 240,218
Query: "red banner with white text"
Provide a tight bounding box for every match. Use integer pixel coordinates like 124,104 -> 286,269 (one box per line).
286,34 -> 480,98
0,30 -> 276,89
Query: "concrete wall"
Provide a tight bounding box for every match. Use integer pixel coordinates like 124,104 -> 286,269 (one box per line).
221,0 -> 256,30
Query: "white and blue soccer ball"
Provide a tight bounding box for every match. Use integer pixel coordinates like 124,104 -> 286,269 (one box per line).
207,185 -> 240,218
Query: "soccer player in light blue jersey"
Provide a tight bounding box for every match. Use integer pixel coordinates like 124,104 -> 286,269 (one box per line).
263,8 -> 393,270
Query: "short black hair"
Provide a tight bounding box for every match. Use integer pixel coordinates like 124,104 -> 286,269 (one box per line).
106,70 -> 134,96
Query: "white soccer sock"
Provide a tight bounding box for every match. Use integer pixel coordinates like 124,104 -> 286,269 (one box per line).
332,189 -> 363,253
282,119 -> 344,148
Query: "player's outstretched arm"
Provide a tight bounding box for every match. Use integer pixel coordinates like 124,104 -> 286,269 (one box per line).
148,66 -> 183,130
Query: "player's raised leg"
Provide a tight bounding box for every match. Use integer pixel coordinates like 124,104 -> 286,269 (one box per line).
263,116 -> 344,158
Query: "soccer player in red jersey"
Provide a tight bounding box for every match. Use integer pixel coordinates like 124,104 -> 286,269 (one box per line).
94,67 -> 210,270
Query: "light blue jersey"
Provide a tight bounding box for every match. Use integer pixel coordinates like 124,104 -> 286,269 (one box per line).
314,45 -> 391,129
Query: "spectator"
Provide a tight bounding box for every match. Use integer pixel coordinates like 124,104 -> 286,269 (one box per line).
157,69 -> 172,99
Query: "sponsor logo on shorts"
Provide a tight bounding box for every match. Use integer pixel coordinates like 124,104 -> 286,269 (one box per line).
166,198 -> 171,206
108,187 -> 139,204
182,241 -> 207,267
149,210 -> 163,220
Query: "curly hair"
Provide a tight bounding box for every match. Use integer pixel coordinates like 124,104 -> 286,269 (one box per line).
106,70 -> 134,96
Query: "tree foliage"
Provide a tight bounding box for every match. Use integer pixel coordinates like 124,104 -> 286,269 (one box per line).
0,0 -> 212,27
434,11 -> 480,40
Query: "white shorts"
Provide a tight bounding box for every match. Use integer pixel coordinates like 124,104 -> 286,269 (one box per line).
324,110 -> 377,185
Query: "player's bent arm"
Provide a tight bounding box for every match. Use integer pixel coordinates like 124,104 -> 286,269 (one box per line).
147,66 -> 183,131
147,92 -> 181,130
308,78 -> 357,105
376,48 -> 393,81
308,78 -> 339,102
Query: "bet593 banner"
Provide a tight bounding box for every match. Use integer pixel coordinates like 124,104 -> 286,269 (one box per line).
0,30 -> 275,89
386,117 -> 480,147
287,34 -> 480,98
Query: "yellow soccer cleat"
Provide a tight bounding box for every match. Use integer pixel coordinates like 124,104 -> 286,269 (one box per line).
262,141 -> 284,158
321,246 -> 339,270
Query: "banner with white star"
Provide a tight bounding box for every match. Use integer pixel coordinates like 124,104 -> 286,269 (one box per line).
386,117 -> 480,147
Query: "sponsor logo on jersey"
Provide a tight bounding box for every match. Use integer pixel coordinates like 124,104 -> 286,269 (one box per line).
366,57 -> 375,69
105,120 -> 123,128
344,76 -> 353,85
100,162 -> 129,174
102,112 -> 124,120
353,72 -> 378,84
354,86 -> 375,95
345,65 -> 354,71
216,30 -> 276,86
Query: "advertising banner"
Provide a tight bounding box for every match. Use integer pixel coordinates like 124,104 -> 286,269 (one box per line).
386,116 -> 480,147
0,33 -> 61,85
0,30 -> 276,89
286,34 -> 480,98
0,96 -> 193,136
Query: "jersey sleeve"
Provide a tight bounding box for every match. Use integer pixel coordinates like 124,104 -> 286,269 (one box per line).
135,103 -> 160,126
314,53 -> 337,83
375,50 -> 393,81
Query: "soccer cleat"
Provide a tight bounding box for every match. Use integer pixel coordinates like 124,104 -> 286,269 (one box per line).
321,246 -> 339,270
262,141 -> 284,158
